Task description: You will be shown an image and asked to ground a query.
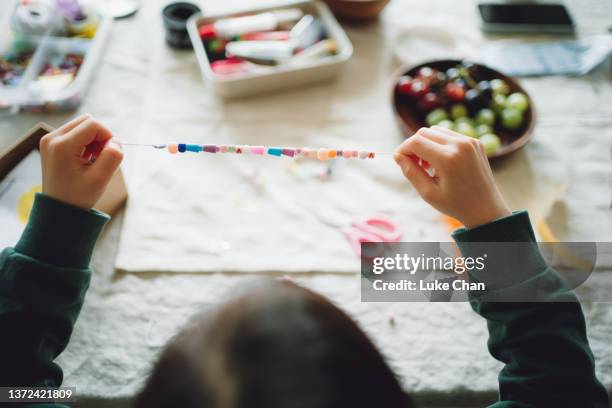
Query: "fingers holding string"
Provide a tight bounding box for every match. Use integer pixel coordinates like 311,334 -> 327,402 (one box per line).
91,139 -> 123,180
58,118 -> 114,159
396,132 -> 448,169
394,148 -> 439,200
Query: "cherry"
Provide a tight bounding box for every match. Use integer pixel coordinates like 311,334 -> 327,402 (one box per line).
445,82 -> 466,102
419,92 -> 440,111
397,75 -> 413,95
409,80 -> 429,98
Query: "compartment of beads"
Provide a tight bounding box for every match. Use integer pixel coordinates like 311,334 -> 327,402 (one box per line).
19,36 -> 92,112
0,35 -> 41,113
0,0 -> 111,114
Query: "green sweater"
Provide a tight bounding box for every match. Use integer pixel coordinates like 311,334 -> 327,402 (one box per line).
0,194 -> 608,407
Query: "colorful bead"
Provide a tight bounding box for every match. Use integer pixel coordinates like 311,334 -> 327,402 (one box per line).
159,143 -> 379,160
282,148 -> 295,157
186,144 -> 202,152
251,146 -> 265,155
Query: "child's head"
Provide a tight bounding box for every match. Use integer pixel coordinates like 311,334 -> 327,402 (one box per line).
134,281 -> 413,408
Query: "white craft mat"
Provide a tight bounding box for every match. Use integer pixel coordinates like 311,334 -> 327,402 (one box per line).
114,0 -> 612,273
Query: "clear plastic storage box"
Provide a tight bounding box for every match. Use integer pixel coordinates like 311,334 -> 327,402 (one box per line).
0,1 -> 111,114
187,0 -> 353,98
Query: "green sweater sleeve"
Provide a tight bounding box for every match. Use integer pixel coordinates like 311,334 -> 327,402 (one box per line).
452,211 -> 609,408
0,193 -> 108,405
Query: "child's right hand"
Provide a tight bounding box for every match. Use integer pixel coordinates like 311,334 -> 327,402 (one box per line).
40,114 -> 123,210
394,126 -> 511,229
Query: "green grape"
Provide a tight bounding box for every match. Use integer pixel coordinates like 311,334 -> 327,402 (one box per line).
492,94 -> 507,113
506,92 -> 529,112
501,108 -> 523,130
490,79 -> 510,96
426,108 -> 448,126
450,104 -> 468,120
480,133 -> 502,155
455,116 -> 474,127
476,108 -> 495,126
436,120 -> 455,130
456,122 -> 477,138
476,124 -> 492,137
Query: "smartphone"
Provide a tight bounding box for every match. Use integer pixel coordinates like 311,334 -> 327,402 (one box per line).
478,2 -> 575,34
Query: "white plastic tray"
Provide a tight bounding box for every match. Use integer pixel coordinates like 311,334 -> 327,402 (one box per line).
0,5 -> 111,114
187,0 -> 353,98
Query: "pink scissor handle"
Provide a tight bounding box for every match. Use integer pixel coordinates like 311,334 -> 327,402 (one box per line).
351,214 -> 403,242
342,228 -> 387,259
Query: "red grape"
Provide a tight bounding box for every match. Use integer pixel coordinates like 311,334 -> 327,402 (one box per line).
397,75 -> 413,95
445,82 -> 465,102
409,80 -> 429,98
419,92 -> 440,111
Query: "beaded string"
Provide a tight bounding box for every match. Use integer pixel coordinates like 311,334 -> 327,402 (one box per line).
120,142 -> 393,160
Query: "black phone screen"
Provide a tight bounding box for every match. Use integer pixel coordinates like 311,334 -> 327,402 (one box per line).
478,3 -> 574,25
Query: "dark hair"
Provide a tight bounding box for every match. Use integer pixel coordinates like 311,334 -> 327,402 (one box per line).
134,281 -> 414,408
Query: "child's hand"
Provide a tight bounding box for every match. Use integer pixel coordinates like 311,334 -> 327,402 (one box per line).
40,114 -> 124,210
394,126 -> 510,229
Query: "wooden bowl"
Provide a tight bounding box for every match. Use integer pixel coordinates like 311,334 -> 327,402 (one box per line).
323,0 -> 390,22
391,60 -> 535,160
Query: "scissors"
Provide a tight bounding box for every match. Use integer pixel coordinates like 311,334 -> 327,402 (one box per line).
341,214 -> 402,258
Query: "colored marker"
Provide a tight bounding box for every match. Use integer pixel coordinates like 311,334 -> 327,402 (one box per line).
199,8 -> 303,39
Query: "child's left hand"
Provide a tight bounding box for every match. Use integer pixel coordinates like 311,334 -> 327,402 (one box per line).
40,114 -> 124,210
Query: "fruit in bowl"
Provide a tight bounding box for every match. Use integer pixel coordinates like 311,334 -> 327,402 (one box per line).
392,60 -> 535,159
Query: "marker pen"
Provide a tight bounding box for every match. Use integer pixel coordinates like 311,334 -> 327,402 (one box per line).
225,41 -> 296,65
239,31 -> 291,41
288,39 -> 337,64
199,8 -> 303,39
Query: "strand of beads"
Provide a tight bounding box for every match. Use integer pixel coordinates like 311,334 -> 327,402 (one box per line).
165,144 -> 376,160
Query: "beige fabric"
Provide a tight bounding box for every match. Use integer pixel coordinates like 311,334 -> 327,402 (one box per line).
113,0 -> 612,273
